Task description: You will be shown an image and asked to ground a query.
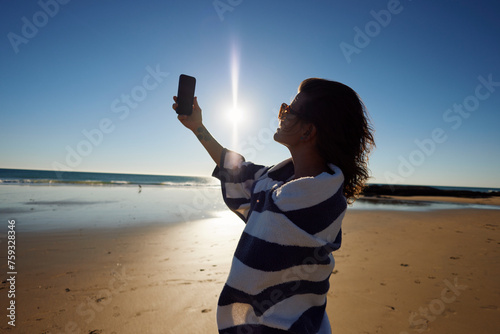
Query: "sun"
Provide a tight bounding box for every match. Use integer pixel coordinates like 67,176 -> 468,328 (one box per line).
228,107 -> 244,124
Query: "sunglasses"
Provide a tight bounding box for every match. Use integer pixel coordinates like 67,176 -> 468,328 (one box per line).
278,103 -> 300,120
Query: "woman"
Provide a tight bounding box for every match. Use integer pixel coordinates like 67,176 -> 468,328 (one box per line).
173,78 -> 375,333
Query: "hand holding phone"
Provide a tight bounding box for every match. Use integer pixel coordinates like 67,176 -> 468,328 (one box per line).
174,95 -> 203,132
175,74 -> 196,115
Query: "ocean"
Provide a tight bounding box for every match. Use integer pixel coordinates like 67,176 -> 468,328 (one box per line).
0,168 -> 218,187
1,168 -> 499,232
0,168 -> 224,232
1,168 -> 499,193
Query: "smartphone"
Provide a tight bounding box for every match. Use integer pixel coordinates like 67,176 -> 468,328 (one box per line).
176,74 -> 196,115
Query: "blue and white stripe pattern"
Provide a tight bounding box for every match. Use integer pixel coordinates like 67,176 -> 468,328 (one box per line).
213,149 -> 347,334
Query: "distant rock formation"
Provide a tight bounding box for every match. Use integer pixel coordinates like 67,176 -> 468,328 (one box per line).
362,184 -> 500,198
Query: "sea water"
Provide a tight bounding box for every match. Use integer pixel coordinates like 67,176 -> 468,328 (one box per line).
0,169 -> 224,232
0,168 -> 218,187
1,169 -> 499,232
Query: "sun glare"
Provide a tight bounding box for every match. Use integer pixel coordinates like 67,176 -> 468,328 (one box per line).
228,107 -> 244,124
229,38 -> 242,149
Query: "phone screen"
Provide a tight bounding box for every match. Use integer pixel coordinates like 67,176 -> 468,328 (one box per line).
176,74 -> 196,115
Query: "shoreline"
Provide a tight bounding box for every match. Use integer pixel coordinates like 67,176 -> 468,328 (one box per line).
1,183 -> 499,233
0,184 -> 227,233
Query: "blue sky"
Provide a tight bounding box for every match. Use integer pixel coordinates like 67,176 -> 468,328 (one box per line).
1,0 -> 499,187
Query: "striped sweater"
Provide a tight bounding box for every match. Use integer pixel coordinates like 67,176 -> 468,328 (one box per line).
213,149 -> 347,334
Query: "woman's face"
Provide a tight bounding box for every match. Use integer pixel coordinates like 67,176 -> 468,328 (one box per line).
273,93 -> 308,146
274,112 -> 300,144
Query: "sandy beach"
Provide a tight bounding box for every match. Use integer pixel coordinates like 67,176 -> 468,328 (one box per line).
1,186 -> 499,333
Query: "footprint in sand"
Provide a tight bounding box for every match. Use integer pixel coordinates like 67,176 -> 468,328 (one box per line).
96,297 -> 106,303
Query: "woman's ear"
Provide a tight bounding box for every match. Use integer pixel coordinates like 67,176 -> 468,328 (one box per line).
301,124 -> 317,141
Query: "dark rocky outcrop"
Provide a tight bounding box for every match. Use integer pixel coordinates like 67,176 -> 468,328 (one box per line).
362,184 -> 500,198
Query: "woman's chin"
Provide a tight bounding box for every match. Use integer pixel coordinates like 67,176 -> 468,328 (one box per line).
273,130 -> 285,144
273,130 -> 281,142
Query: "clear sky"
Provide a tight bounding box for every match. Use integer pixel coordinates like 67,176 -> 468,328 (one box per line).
1,0 -> 499,188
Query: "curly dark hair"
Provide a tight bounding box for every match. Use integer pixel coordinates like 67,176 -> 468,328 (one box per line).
296,78 -> 375,203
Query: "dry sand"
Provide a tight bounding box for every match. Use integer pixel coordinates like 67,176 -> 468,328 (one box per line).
1,198 -> 499,333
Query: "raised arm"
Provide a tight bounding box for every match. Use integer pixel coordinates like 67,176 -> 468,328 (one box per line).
173,96 -> 223,166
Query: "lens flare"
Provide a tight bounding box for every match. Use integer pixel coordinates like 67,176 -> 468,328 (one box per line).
230,39 -> 241,149
231,42 -> 239,112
